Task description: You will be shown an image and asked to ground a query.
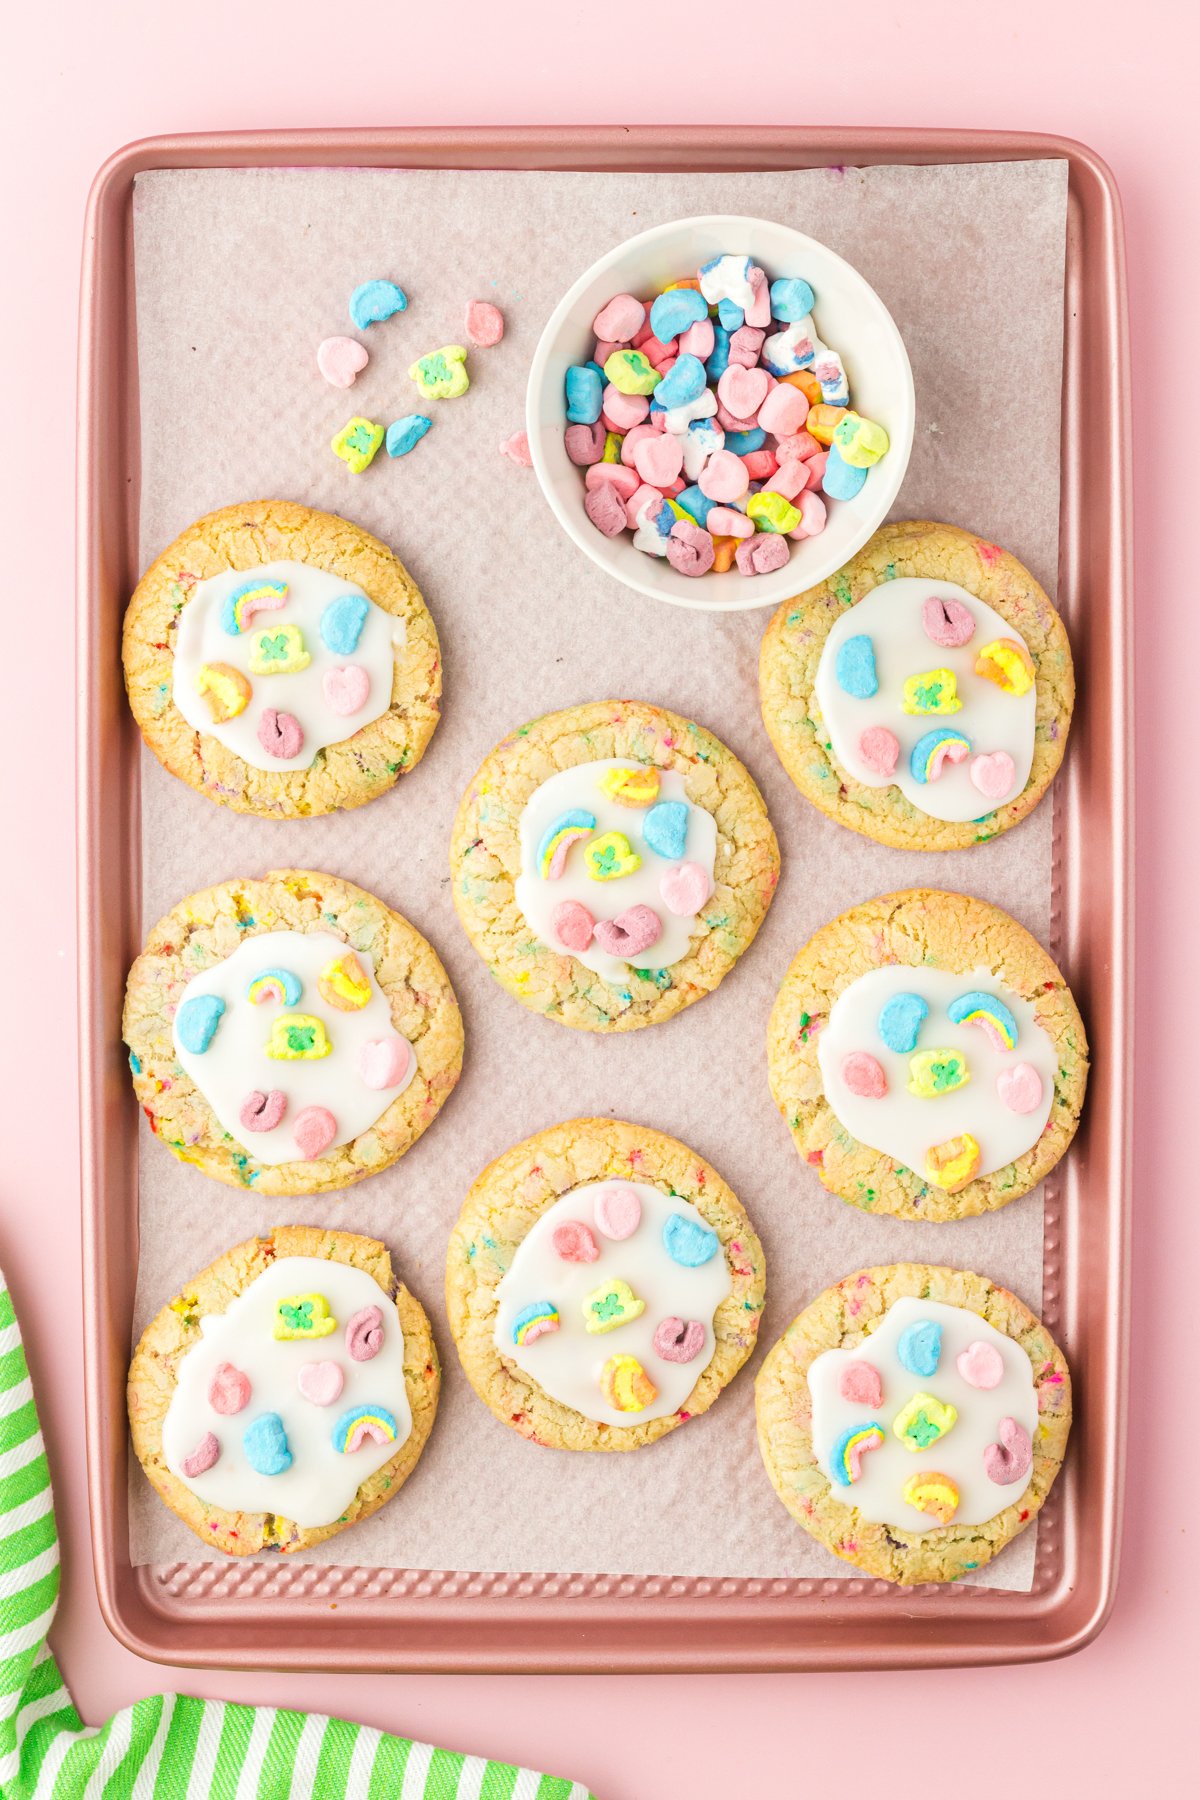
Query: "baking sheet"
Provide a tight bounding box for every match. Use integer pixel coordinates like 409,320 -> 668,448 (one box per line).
127,159 -> 1068,1589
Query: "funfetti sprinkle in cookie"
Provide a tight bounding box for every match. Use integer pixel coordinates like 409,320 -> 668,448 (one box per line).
450,701 -> 779,1032
755,1263 -> 1071,1584
759,520 -> 1074,850
766,889 -> 1088,1222
446,1118 -> 766,1450
128,1227 -> 438,1557
122,501 -> 441,819
123,871 -> 463,1197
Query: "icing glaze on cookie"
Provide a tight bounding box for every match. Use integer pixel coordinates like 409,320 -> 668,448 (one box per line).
816,965 -> 1055,1185
494,1181 -> 730,1426
171,930 -> 415,1165
173,560 -> 401,772
808,1297 -> 1037,1530
161,1256 -> 412,1529
513,759 -> 717,983
813,579 -> 1036,822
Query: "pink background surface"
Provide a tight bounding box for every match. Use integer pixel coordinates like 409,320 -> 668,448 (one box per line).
0,3 -> 1191,1794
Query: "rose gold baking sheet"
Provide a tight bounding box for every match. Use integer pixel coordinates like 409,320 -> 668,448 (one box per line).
78,127 -> 1131,1671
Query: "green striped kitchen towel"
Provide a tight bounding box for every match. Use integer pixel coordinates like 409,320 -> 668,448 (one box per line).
0,1268 -> 594,1799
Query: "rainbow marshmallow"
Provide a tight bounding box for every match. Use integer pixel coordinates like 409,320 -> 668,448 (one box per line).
537,810 -> 596,880
830,1422 -> 885,1485
948,989 -> 1018,1051
910,727 -> 972,783
512,1301 -> 560,1346
220,578 -> 289,635
332,1403 -> 398,1454
246,967 -> 303,1008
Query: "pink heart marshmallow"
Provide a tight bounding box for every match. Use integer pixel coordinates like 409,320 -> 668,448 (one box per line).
322,665 -> 370,717
298,1360 -> 344,1407
358,1037 -> 411,1091
698,449 -> 749,502
956,1340 -> 1005,1390
659,861 -> 712,916
292,1105 -> 337,1160
759,383 -> 810,437
632,432 -> 684,488
996,1061 -> 1044,1114
594,1185 -> 641,1240
717,364 -> 769,421
970,751 -> 1016,801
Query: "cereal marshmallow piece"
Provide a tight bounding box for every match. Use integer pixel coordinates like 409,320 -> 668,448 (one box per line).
597,766 -> 660,808
317,951 -> 372,1013
903,1470 -> 960,1524
247,622 -> 311,676
830,1422 -> 885,1485
195,662 -> 251,722
512,1301 -> 560,1346
892,1392 -> 958,1451
600,1353 -> 658,1413
348,279 -> 407,329
408,345 -> 470,400
582,1278 -> 646,1335
331,416 -> 385,472
975,637 -> 1036,697
924,1132 -> 982,1192
902,668 -> 962,716
907,1049 -> 971,1099
273,1293 -> 337,1340
585,831 -> 642,881
265,1013 -> 333,1061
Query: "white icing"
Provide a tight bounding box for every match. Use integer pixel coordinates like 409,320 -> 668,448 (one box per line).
813,578 -> 1037,823
161,1256 -> 413,1531
513,759 -> 718,984
494,1182 -> 732,1427
173,560 -> 401,772
816,965 -> 1056,1183
172,930 -> 415,1165
809,1296 -> 1038,1530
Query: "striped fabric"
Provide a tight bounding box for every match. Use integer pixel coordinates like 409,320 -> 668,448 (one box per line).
0,1272 -> 594,1800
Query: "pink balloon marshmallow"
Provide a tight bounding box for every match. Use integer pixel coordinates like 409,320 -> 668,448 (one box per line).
659,861 -> 712,915
293,1106 -> 337,1160
317,336 -> 369,389
838,1360 -> 884,1408
322,664 -> 370,717
759,382 -> 810,437
465,300 -> 505,346
208,1363 -> 251,1415
551,899 -> 595,952
358,1036 -> 411,1090
841,1051 -> 888,1098
592,293 -> 645,343
594,1185 -> 642,1240
858,726 -> 900,775
592,904 -> 662,957
552,1221 -> 601,1264
698,448 -> 750,502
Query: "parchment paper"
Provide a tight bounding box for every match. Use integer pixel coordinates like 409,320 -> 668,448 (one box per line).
127,161 -> 1068,1589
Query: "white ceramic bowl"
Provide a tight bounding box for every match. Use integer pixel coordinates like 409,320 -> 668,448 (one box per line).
526,214 -> 915,614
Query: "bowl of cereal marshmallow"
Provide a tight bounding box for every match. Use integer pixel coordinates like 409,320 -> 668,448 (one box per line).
526,214 -> 915,612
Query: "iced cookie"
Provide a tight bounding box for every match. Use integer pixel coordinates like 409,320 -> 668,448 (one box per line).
124,871 -> 463,1196
128,1227 -> 439,1556
755,1263 -> 1071,1583
759,520 -> 1073,850
446,1119 -> 766,1449
449,701 -> 779,1031
123,501 -> 441,817
766,890 -> 1087,1221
